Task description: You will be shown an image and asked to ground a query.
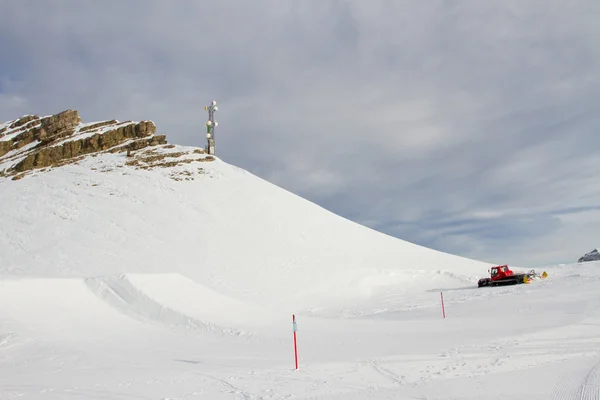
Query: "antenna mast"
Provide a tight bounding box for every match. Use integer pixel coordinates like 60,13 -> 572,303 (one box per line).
204,100 -> 218,155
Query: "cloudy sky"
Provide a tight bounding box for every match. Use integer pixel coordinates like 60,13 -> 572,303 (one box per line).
1,1 -> 599,267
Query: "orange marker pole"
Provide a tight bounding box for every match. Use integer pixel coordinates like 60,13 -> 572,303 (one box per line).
293,314 -> 299,369
440,292 -> 446,318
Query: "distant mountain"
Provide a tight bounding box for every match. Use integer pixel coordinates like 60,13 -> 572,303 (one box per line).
578,249 -> 600,263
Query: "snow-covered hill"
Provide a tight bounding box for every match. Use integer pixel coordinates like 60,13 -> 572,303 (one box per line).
1,110 -> 599,400
0,110 -> 494,312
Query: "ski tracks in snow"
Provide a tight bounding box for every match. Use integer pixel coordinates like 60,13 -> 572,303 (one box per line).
549,358 -> 600,400
371,358 -> 405,385
0,333 -> 13,348
189,371 -> 254,400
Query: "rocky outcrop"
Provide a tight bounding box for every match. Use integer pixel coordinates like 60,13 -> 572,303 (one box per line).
0,141 -> 11,157
13,120 -> 161,172
0,110 -> 80,158
578,249 -> 600,263
0,109 -> 168,177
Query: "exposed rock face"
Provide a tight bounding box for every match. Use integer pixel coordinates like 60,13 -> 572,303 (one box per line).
0,110 -> 80,157
0,109 -> 168,177
578,249 -> 600,263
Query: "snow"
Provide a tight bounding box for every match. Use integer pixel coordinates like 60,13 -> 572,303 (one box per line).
1,149 -> 600,399
0,122 -> 42,142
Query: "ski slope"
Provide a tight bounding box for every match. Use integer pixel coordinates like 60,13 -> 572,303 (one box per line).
0,146 -> 492,312
1,147 -> 600,399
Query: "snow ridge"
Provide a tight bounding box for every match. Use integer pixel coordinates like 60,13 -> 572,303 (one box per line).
84,274 -> 250,338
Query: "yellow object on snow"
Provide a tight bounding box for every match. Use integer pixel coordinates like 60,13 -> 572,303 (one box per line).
542,271 -> 548,278
523,275 -> 531,284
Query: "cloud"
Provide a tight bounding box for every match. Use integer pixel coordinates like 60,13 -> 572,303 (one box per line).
0,0 -> 599,267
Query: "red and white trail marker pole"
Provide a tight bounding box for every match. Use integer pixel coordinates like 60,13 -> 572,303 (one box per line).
440,292 -> 446,319
292,314 -> 299,370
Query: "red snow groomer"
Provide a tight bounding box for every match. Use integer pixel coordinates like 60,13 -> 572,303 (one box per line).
477,265 -> 547,287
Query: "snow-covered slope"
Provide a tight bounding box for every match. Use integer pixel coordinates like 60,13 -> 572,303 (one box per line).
0,127 -> 493,312
2,111 -> 600,400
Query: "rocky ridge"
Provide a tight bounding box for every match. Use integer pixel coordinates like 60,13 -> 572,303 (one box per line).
0,109 -> 213,180
578,249 -> 600,263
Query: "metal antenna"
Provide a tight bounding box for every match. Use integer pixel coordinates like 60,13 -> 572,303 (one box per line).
204,100 -> 218,155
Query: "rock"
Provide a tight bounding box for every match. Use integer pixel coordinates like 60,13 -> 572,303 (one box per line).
79,120 -> 118,133
578,249 -> 600,263
12,120 -> 158,172
9,115 -> 39,129
0,110 -> 80,158
0,141 -> 11,157
39,109 -> 81,141
0,109 -> 169,176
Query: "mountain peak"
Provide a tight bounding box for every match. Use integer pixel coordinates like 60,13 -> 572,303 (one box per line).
578,248 -> 600,263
